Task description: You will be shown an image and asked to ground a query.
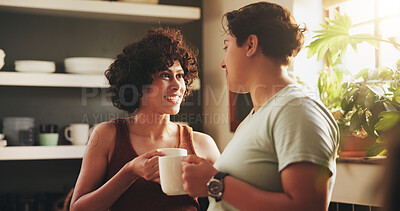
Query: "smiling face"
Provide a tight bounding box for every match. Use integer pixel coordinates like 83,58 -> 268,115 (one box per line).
221,34 -> 250,93
139,60 -> 186,115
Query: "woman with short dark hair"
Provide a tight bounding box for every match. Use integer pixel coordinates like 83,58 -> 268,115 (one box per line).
182,2 -> 339,211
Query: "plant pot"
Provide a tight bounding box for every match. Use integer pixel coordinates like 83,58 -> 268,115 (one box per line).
339,133 -> 376,157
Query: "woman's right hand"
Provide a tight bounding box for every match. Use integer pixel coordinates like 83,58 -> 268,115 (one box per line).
126,150 -> 165,183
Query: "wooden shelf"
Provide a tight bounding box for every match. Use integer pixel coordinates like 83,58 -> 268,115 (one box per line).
0,72 -> 108,88
0,72 -> 200,89
0,145 -> 86,160
0,0 -> 201,24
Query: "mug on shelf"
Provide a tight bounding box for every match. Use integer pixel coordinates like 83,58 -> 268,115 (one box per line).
64,123 -> 89,145
39,133 -> 59,146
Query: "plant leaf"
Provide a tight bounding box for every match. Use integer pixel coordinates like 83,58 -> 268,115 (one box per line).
375,111 -> 400,131
379,149 -> 387,156
341,88 -> 357,114
366,142 -> 386,157
354,68 -> 370,80
376,137 -> 386,144
369,102 -> 387,127
307,10 -> 353,62
355,88 -> 367,107
351,33 -> 380,48
350,109 -> 362,131
366,84 -> 385,98
360,110 -> 377,139
383,101 -> 398,111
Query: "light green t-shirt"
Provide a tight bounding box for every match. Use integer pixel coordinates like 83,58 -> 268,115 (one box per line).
208,85 -> 339,211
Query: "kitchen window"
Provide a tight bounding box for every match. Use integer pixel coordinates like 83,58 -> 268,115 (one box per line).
324,0 -> 400,74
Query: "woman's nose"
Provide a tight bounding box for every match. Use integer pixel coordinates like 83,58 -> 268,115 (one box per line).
170,76 -> 181,90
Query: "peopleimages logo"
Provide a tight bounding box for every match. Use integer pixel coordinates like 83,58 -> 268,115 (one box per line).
80,84 -> 234,107
81,113 -> 229,125
80,84 -> 320,108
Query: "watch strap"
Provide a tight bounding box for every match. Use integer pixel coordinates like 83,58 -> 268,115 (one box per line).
213,172 -> 229,202
214,172 -> 229,180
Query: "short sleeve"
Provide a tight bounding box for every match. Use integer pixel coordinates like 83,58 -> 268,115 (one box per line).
273,97 -> 338,175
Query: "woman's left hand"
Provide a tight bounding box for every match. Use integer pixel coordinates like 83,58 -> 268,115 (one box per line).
181,155 -> 218,197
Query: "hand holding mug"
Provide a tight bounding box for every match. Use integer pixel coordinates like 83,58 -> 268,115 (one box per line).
126,150 -> 165,183
182,155 -> 218,197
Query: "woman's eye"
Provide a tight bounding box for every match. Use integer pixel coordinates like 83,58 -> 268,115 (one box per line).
160,73 -> 170,78
177,74 -> 184,78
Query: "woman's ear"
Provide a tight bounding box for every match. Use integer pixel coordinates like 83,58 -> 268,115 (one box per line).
246,35 -> 259,57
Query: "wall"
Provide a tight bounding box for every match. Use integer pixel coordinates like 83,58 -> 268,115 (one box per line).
292,0 -> 324,92
0,0 -> 203,195
0,0 -> 203,139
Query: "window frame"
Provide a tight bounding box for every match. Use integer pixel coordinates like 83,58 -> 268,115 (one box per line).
324,0 -> 400,68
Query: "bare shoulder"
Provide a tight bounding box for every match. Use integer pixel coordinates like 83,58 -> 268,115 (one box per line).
86,121 -> 117,154
192,131 -> 220,163
92,121 -> 117,139
192,132 -> 214,144
70,121 -> 117,207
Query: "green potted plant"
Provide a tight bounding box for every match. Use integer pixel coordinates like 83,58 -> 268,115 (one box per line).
307,11 -> 400,157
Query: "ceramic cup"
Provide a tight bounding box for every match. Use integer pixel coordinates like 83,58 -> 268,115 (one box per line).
157,148 -> 187,156
64,123 -> 89,145
39,133 -> 59,146
158,148 -> 187,196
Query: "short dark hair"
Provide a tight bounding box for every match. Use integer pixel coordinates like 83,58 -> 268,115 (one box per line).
223,2 -> 306,66
105,27 -> 199,114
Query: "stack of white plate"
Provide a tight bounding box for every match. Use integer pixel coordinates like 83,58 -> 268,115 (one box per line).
64,57 -> 113,74
119,0 -> 159,4
15,60 -> 56,73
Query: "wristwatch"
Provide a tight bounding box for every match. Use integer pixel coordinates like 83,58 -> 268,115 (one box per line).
207,172 -> 229,202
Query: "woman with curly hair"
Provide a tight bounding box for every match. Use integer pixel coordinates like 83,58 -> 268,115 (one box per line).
70,27 -> 220,211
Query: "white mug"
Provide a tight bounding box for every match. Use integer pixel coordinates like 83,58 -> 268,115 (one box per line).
158,148 -> 187,195
157,148 -> 187,156
64,124 -> 89,145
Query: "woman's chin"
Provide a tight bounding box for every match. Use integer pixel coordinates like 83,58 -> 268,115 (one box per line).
164,107 -> 181,115
171,109 -> 181,115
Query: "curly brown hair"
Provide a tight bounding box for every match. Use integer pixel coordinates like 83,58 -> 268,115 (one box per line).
105,27 -> 199,114
222,2 -> 306,66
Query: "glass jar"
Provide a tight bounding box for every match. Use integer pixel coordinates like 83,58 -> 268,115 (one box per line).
2,117 -> 35,146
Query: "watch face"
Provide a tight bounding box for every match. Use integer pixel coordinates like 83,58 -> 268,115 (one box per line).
208,180 -> 224,196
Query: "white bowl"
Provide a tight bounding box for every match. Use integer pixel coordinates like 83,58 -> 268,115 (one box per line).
15,60 -> 56,73
64,57 -> 113,74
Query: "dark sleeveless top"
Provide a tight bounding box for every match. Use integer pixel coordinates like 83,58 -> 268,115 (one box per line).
105,118 -> 199,211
